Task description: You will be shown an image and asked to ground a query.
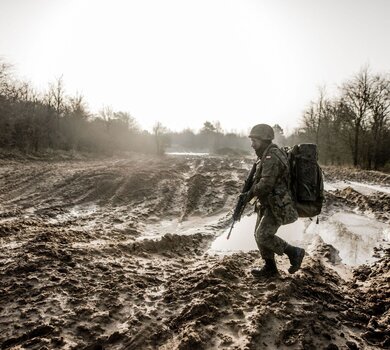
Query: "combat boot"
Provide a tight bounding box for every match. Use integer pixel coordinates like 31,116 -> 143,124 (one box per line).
284,245 -> 305,274
251,259 -> 279,278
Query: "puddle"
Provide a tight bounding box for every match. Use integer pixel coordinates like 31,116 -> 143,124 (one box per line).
209,215 -> 307,253
72,239 -> 111,249
313,212 -> 389,265
142,215 -> 225,239
209,211 -> 389,266
325,181 -> 390,195
48,204 -> 99,228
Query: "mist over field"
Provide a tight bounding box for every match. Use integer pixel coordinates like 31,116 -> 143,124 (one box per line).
1,60 -> 390,171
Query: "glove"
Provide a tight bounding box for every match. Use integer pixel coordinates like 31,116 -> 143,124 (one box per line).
240,188 -> 253,202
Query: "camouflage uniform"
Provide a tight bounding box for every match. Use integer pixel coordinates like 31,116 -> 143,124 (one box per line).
252,143 -> 298,260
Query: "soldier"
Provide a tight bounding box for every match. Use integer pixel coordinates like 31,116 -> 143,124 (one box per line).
244,124 -> 305,278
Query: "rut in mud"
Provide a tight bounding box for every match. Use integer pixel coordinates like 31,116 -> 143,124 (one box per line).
0,155 -> 389,349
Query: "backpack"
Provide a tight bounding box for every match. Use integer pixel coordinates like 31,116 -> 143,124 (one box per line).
282,143 -> 324,218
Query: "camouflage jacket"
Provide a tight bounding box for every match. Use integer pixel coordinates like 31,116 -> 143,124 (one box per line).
252,143 -> 298,225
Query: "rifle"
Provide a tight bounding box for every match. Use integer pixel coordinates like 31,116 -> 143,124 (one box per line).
227,161 -> 258,239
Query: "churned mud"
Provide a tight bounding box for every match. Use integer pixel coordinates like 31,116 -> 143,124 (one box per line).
0,156 -> 389,349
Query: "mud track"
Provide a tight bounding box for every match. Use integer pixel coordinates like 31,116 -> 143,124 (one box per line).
0,155 -> 389,349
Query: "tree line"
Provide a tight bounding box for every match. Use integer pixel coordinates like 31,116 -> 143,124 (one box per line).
0,60 -> 155,155
288,67 -> 390,170
0,59 -> 250,156
0,59 -> 389,169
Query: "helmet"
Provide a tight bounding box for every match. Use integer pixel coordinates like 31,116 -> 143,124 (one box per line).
249,124 -> 274,140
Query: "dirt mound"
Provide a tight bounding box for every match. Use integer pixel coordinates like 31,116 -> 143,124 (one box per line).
346,248 -> 390,348
124,233 -> 213,257
2,237 -> 388,349
182,174 -> 211,218
117,247 -> 389,350
323,166 -> 390,185
0,155 -> 248,226
331,186 -> 390,222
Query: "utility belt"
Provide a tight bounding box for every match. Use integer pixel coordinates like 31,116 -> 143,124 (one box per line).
254,198 -> 262,213
252,192 -> 298,225
252,196 -> 266,214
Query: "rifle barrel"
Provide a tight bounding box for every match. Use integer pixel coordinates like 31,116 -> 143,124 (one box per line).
226,221 -> 235,240
227,161 -> 257,240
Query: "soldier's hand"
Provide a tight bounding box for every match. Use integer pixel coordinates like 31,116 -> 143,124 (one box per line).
239,192 -> 248,202
239,189 -> 252,202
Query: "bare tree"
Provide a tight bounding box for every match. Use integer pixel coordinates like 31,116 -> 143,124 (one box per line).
113,111 -> 139,132
48,76 -> 66,116
153,122 -> 170,155
98,105 -> 115,133
302,104 -> 316,138
302,86 -> 327,145
200,121 -> 218,152
0,59 -> 13,96
340,66 -> 372,166
368,74 -> 390,169
63,93 -> 90,150
273,124 -> 286,146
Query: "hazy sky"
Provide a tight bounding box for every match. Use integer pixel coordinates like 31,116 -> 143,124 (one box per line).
1,0 -> 389,133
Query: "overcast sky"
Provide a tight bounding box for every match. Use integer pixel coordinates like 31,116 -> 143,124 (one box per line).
1,0 -> 389,134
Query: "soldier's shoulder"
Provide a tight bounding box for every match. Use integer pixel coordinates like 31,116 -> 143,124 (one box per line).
267,145 -> 285,157
266,146 -> 287,163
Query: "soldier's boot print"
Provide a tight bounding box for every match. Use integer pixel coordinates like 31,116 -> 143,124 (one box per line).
285,245 -> 305,274
251,259 -> 279,278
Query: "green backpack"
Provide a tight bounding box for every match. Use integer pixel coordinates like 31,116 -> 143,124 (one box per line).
283,143 -> 324,218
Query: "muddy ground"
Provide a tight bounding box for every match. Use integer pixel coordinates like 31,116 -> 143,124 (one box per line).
0,154 -> 389,350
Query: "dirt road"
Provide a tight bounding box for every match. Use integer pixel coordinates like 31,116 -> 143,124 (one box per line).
0,154 -> 389,349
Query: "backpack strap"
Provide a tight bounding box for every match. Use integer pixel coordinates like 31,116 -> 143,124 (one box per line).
254,143 -> 276,177
268,147 -> 291,189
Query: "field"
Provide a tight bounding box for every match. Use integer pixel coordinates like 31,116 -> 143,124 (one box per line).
0,154 -> 389,350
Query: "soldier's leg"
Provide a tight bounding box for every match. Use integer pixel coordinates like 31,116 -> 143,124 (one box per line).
255,208 -> 305,274
252,210 -> 279,277
254,208 -> 273,258
254,208 -> 288,257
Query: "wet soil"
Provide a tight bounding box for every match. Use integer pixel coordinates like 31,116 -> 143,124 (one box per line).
0,155 -> 389,349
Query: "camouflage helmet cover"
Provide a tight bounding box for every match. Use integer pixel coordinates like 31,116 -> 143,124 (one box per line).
249,124 -> 274,140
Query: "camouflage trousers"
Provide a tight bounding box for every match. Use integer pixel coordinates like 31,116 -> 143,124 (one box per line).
254,207 -> 288,260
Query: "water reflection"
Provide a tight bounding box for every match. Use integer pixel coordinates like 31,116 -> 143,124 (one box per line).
209,211 -> 389,266
210,215 -> 307,253
314,212 -> 389,265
